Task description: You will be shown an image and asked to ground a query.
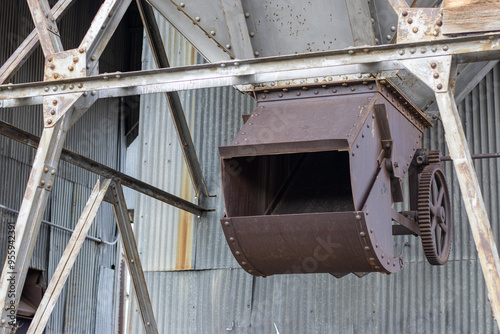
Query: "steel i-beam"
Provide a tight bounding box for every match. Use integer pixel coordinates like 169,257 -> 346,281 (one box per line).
0,0 -> 131,330
402,55 -> 500,325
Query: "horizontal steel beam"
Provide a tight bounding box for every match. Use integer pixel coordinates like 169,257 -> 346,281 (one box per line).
0,120 -> 210,216
2,33 -> 500,105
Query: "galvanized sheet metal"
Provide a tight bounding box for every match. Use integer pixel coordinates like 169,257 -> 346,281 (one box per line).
128,269 -> 253,334
131,11 -> 500,331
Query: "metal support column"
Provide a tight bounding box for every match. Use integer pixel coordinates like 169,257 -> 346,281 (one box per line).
402,55 -> 500,325
0,0 -> 132,330
108,182 -> 159,334
0,1 -> 71,329
27,178 -> 112,334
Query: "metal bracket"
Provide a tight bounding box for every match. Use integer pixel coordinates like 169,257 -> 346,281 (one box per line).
42,93 -> 84,127
38,165 -> 57,191
397,8 -> 445,43
44,48 -> 87,81
400,55 -> 454,93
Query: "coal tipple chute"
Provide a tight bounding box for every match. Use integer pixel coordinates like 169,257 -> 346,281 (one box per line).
220,80 -> 451,278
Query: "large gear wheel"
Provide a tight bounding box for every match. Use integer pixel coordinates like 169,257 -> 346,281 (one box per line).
417,164 -> 452,265
427,150 -> 441,165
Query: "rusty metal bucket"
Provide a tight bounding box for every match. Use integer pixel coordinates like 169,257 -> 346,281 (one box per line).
220,80 -> 434,277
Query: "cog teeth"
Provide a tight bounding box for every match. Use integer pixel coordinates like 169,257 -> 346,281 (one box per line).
428,150 -> 442,165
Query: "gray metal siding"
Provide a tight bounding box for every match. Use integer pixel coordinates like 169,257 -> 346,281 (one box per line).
128,269 -> 253,334
130,14 -> 500,333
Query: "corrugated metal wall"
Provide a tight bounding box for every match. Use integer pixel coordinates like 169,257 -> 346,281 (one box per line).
0,1 -> 128,333
129,12 -> 500,333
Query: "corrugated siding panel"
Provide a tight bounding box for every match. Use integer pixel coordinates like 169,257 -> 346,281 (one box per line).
129,269 -> 253,334
131,11 -> 500,330
192,86 -> 256,269
135,15 -> 198,272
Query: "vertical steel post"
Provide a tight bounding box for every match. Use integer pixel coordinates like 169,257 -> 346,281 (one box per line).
27,178 -> 112,334
0,1 -> 70,330
108,182 -> 159,334
403,55 -> 500,325
434,91 -> 500,323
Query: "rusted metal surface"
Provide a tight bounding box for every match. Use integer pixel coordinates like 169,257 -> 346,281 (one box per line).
219,80 -> 447,277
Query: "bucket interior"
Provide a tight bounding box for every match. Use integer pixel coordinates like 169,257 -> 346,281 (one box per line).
222,150 -> 354,217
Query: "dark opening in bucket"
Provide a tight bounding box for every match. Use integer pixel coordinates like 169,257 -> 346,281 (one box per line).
221,150 -> 354,217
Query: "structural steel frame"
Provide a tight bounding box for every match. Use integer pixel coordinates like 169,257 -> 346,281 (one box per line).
1,0 -> 500,332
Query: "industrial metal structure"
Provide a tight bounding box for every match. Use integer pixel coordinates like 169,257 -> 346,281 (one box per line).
2,0 -> 500,333
220,81 -> 451,277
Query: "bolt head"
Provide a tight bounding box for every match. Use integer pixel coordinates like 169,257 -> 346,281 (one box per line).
226,44 -> 231,49
433,73 -> 439,79
412,27 -> 419,33
53,73 -> 59,79
47,119 -> 52,125
79,47 -> 85,53
210,30 -> 216,36
249,32 -> 255,37
437,83 -> 443,90
254,51 -> 260,56
402,10 -> 408,17
195,16 -> 200,22
430,62 -> 437,69
50,64 -> 55,70
68,65 -> 74,71
91,56 -> 96,61
53,100 -> 58,106
50,110 -> 56,115
407,18 -> 413,24
180,2 -> 185,7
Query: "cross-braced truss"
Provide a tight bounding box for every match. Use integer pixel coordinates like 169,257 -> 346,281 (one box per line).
1,0 -> 500,333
